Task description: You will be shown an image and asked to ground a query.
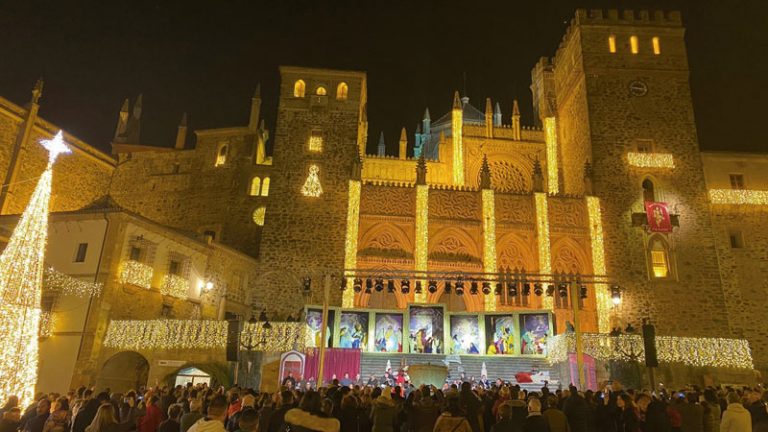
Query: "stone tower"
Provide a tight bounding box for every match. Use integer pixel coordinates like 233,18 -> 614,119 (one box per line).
257,67 -> 367,311
546,10 -> 731,338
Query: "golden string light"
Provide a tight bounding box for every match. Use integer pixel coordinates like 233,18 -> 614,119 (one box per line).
535,193 -> 553,310
548,333 -> 753,369
709,189 -> 768,205
544,117 -> 559,194
0,130 -> 70,407
626,152 -> 675,168
586,196 -> 610,333
39,311 -> 55,338
44,267 -> 102,297
241,321 -> 305,352
481,189 -> 497,311
452,100 -> 464,186
343,180 -> 361,308
301,164 -> 323,197
414,185 -> 429,303
160,274 -> 190,299
118,260 -> 153,289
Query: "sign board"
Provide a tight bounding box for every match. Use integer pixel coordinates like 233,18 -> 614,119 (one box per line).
158,360 -> 186,367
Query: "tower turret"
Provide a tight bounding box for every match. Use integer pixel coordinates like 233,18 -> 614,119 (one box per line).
399,127 -> 407,160
175,113 -> 188,150
249,83 -> 261,131
511,99 -> 521,141
377,132 -> 386,156
484,98 -> 493,138
451,91 -> 464,185
493,102 -> 502,126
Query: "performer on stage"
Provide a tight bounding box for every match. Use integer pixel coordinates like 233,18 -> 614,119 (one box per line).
282,372 -> 296,388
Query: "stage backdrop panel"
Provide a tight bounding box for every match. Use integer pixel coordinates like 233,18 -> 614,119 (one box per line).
520,313 -> 549,355
373,312 -> 403,353
339,311 -> 368,351
449,315 -> 481,354
408,305 -> 444,354
484,314 -> 517,355
305,308 -> 335,348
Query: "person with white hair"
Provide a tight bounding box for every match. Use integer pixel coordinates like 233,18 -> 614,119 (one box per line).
523,397 -> 549,432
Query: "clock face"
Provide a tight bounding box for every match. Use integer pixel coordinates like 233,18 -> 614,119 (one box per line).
629,80 -> 648,97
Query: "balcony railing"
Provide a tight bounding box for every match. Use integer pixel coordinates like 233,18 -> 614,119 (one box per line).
118,260 -> 153,290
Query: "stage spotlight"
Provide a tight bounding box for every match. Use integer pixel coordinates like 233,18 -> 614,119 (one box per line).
302,277 -> 312,294
481,282 -> 491,295
470,281 -> 479,295
546,284 -> 555,297
353,278 -> 362,293
428,280 -> 438,294
365,278 -> 372,294
532,283 -> 542,296
507,282 -> 518,297
558,283 -> 568,298
400,279 -> 410,294
415,281 -> 423,294
494,283 -> 502,296
611,285 -> 622,305
455,280 -> 464,296
444,281 -> 452,294
522,283 -> 531,296
580,284 -> 588,299
387,279 -> 395,293
340,278 -> 347,291
374,278 -> 384,292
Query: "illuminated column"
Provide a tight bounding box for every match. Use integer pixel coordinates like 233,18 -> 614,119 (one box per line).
535,192 -> 553,310
343,180 -> 361,308
587,196 -> 611,333
544,117 -> 559,195
482,189 -> 497,311
414,184 -> 429,303
451,91 -> 464,186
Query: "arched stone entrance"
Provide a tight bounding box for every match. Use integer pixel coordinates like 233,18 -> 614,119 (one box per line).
96,351 -> 149,392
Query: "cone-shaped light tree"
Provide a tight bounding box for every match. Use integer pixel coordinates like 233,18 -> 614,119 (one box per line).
0,131 -> 70,405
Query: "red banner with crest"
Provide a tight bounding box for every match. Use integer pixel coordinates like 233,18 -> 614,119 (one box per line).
644,201 -> 672,232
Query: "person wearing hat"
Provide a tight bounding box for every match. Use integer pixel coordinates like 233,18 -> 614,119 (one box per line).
370,387 -> 397,432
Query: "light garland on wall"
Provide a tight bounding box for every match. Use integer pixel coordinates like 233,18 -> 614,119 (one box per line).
548,333 -> 753,369
118,260 -> 153,289
39,311 -> 55,338
452,97 -> 464,186
343,180 -> 361,308
160,274 -> 190,299
414,185 -> 429,303
709,189 -> 768,205
241,321 -> 305,352
544,117 -> 558,194
481,189 -> 497,311
301,165 -> 323,197
44,267 -> 103,297
0,130 -> 70,406
103,319 -> 227,350
586,197 -> 610,333
535,193 -> 553,309
627,152 -> 675,168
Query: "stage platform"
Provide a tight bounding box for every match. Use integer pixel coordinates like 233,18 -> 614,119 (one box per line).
360,353 -> 561,392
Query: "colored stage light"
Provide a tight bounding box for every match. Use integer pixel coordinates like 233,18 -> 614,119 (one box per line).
415,281 -> 423,294
494,282 -> 502,296
353,278 -> 362,293
532,283 -> 541,296
522,283 -> 531,296
365,278 -> 372,294
400,279 -> 410,294
302,277 -> 312,294
546,284 -> 555,297
507,282 -> 518,297
428,280 -> 438,294
374,278 -> 384,292
340,278 -> 347,291
611,285 -> 622,305
558,283 -> 568,298
481,282 -> 491,295
444,281 -> 452,294
455,280 -> 464,296
470,281 -> 479,295
580,285 -> 588,299
387,280 -> 395,293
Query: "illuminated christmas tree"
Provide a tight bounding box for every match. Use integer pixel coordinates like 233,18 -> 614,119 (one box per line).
0,131 -> 69,405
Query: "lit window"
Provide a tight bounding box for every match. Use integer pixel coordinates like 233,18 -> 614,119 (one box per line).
608,35 -> 617,53
261,177 -> 270,196
294,80 -> 306,98
252,207 -> 266,226
642,178 -> 656,202
250,177 -> 261,196
215,144 -> 228,167
630,36 -> 639,54
309,131 -> 323,152
74,243 -> 88,263
650,240 -> 669,278
316,86 -> 327,96
336,82 -> 348,100
729,174 -> 745,190
652,37 -> 661,55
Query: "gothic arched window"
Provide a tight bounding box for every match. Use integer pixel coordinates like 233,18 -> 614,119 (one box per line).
649,237 -> 671,279
293,80 -> 306,98
642,178 -> 656,202
249,177 -> 261,196
336,82 -> 348,100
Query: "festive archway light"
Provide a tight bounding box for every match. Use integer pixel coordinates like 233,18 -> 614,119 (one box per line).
0,130 -> 69,406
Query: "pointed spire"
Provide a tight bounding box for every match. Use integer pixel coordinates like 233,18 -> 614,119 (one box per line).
179,112 -> 188,127
31,79 -> 44,105
175,113 -> 188,150
399,127 -> 407,160
133,94 -> 143,119
416,154 -> 428,185
377,132 -> 386,156
253,83 -> 261,98
479,154 -> 492,189
416,123 -> 422,134
512,99 -> 520,116
423,108 -> 431,121
485,98 -> 494,137
532,158 -> 544,192
493,102 -> 502,127
494,102 -> 502,116
114,98 -> 131,141
249,84 -> 262,131
452,91 -> 462,110
511,99 -> 521,141
485,98 -> 493,116
120,98 -> 130,113
399,127 -> 407,142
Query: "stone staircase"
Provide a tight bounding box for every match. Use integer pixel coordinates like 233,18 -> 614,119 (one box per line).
360,353 -> 562,392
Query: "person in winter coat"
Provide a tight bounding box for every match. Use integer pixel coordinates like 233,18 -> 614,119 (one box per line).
139,397 -> 163,432
369,387 -> 396,432
187,396 -> 227,432
283,391 -> 340,432
180,400 -> 203,432
458,383 -> 482,432
677,393 -> 704,432
542,396 -> 569,432
720,392 -> 751,432
616,394 -> 640,432
85,404 -> 124,432
337,395 -> 360,432
562,387 -> 588,432
0,408 -> 22,432
522,398 -> 549,432
433,396 -> 472,432
410,390 -> 439,432
490,403 -> 522,432
636,394 -> 671,432
701,390 -> 721,432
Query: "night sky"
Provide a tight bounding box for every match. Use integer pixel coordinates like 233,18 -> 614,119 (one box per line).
1,1 -> 766,155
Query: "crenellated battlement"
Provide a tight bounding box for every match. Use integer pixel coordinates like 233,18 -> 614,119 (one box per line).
574,9 -> 682,27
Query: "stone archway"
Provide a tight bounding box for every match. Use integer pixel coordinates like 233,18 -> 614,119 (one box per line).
95,351 -> 149,392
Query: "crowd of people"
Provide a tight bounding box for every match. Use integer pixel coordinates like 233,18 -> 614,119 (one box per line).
1,380 -> 766,432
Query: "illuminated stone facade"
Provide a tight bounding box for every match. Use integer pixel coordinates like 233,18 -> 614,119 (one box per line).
0,9 -> 767,389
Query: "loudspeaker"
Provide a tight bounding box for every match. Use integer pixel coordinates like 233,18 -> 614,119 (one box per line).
642,323 -> 659,368
226,317 -> 241,362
